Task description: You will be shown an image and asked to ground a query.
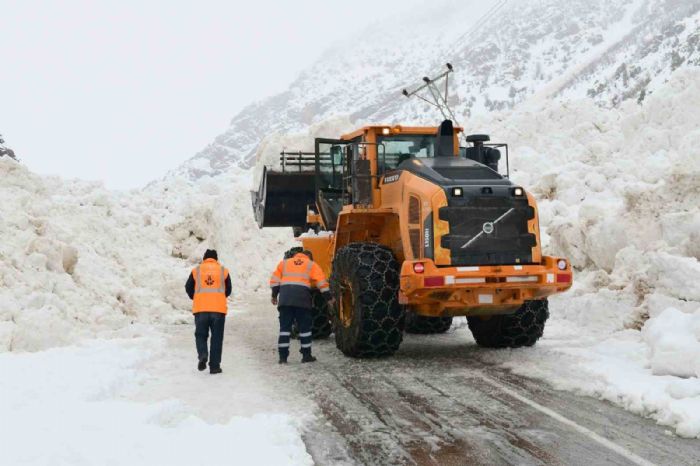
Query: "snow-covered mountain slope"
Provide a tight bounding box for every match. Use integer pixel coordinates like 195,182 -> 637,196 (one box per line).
174,0 -> 700,178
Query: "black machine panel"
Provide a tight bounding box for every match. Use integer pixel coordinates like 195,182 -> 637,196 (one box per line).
439,193 -> 536,266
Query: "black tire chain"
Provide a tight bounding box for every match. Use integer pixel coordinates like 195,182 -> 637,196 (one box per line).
404,314 -> 453,334
467,299 -> 549,348
330,243 -> 405,358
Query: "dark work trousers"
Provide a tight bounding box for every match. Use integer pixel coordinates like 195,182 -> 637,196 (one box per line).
278,306 -> 312,359
194,312 -> 226,368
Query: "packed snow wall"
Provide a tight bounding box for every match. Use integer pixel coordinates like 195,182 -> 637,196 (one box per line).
0,162 -> 288,352
461,68 -> 700,437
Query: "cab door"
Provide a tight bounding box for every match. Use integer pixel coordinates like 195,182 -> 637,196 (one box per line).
314,138 -> 350,229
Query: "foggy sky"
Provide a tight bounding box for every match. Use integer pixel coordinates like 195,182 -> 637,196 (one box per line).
1,0 -> 422,189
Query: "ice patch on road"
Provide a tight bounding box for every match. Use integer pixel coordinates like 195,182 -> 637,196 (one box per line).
0,339 -> 312,465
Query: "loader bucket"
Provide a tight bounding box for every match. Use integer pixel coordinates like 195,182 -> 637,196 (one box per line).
251,166 -> 315,228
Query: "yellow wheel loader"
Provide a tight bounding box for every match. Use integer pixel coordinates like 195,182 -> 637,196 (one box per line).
252,119 -> 572,357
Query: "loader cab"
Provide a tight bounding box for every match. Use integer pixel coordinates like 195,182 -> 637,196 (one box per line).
313,124 -> 460,228
374,122 -> 463,174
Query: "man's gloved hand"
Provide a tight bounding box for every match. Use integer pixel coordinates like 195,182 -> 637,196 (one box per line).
271,297 -> 278,306
327,298 -> 336,307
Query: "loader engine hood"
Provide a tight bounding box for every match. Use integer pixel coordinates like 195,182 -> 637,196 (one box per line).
397,157 -> 537,267
397,156 -> 510,186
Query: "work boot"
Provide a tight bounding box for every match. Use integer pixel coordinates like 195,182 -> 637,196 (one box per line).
198,358 -> 207,371
210,366 -> 222,374
278,356 -> 288,364
301,353 -> 317,363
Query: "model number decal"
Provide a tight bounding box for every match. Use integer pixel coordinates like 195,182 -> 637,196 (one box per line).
424,228 -> 431,248
383,173 -> 400,184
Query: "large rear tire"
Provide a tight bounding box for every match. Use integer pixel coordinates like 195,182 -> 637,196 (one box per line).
404,314 -> 453,334
330,243 -> 405,358
467,300 -> 549,348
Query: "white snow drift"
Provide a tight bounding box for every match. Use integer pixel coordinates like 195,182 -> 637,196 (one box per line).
0,338 -> 312,466
0,161 -> 288,352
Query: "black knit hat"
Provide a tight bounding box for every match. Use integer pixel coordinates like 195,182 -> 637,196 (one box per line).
203,249 -> 218,261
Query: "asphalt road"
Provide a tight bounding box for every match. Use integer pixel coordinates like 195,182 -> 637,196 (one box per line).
231,298 -> 700,466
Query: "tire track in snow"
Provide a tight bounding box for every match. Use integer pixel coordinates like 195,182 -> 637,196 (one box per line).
305,352 -> 563,465
301,335 -> 699,465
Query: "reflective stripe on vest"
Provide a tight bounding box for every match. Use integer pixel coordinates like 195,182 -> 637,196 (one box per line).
280,281 -> 311,288
195,265 -> 226,294
279,258 -> 313,287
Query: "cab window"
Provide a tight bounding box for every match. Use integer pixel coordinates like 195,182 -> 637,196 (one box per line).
377,135 -> 435,173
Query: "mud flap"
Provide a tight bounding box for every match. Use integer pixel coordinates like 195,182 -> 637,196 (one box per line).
251,166 -> 316,228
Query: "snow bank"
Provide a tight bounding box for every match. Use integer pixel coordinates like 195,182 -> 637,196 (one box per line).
0,159 -> 288,352
465,68 -> 700,437
0,339 -> 312,465
469,68 -> 700,332
642,307 -> 700,378
0,160 -> 183,351
144,171 -> 290,294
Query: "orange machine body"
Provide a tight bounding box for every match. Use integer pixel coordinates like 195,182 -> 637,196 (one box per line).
298,124 -> 572,317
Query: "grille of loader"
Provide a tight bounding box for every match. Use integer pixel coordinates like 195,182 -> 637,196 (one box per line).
439,196 -> 536,266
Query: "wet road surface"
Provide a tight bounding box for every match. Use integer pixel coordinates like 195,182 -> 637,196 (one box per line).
234,299 -> 700,465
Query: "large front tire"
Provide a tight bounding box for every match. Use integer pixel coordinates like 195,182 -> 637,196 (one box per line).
330,243 -> 405,358
467,300 -> 549,348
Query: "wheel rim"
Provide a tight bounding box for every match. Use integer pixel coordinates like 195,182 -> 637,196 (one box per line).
339,282 -> 354,328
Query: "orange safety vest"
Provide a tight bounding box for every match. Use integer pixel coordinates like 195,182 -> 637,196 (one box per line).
269,253 -> 329,292
192,259 -> 230,314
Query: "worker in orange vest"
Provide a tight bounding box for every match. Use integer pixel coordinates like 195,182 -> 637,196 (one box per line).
185,249 -> 231,374
270,250 -> 333,364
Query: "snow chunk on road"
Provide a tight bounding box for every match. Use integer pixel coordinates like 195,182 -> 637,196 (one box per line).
0,339 -> 312,465
642,307 -> 700,378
